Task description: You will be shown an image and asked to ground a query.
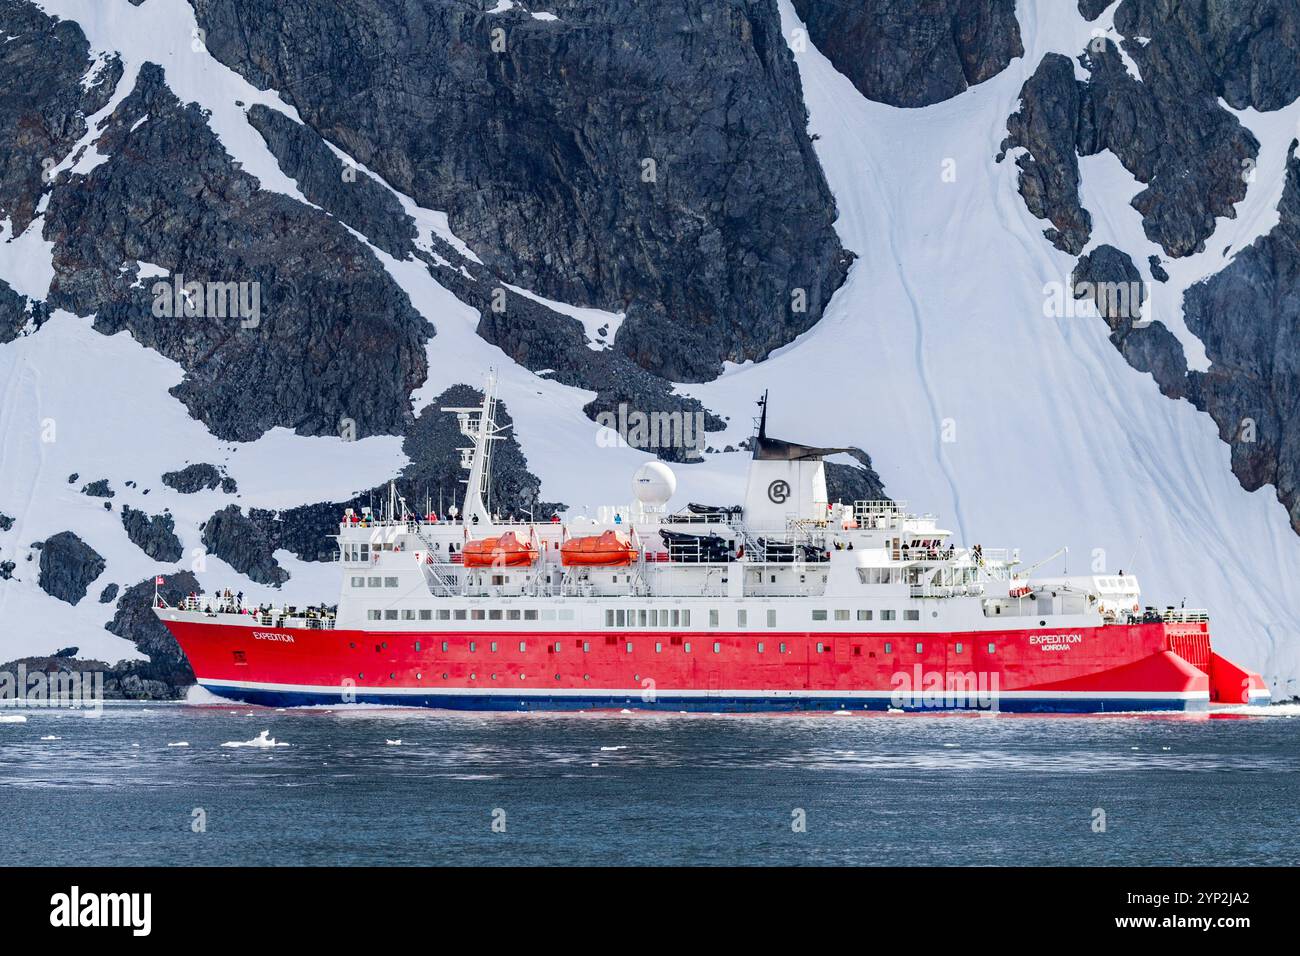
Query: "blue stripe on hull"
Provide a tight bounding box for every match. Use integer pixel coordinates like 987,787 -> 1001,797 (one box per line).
200,684 -> 1206,715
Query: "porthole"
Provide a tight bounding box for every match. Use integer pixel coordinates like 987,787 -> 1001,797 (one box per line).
519,673 -> 526,680
389,672 -> 396,679
416,673 -> 423,680
554,674 -> 561,681
470,673 -> 477,680
442,673 -> 449,679
491,673 -> 498,681
583,674 -> 591,681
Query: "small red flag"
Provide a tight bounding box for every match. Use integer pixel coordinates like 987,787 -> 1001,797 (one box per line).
155,576 -> 165,585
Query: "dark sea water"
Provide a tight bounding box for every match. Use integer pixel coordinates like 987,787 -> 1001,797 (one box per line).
1,701 -> 1297,866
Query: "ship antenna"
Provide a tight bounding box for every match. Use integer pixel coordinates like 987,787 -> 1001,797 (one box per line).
756,390 -> 769,441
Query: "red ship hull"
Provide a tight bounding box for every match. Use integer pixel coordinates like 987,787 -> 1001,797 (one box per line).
160,615 -> 1270,713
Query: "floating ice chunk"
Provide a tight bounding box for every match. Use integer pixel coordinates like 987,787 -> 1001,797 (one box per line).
599,745 -> 626,751
221,730 -> 288,748
0,715 -> 27,723
40,734 -> 61,740
385,739 -> 402,746
167,742 -> 190,747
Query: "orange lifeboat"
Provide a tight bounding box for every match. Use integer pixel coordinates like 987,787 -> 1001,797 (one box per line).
561,530 -> 637,567
461,531 -> 538,568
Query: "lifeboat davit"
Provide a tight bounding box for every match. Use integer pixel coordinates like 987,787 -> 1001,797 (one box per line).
561,530 -> 637,567
461,531 -> 538,568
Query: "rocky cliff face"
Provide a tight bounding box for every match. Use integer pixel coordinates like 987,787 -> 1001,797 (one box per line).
44,62 -> 432,442
791,0 -> 1022,108
1004,1 -> 1300,535
189,0 -> 850,382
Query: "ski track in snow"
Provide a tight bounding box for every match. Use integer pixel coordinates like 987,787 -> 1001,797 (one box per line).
0,0 -> 1297,690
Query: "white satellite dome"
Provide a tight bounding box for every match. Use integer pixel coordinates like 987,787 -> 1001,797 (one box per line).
632,460 -> 676,507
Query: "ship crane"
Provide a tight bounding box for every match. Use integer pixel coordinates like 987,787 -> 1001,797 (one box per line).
1005,546 -> 1067,598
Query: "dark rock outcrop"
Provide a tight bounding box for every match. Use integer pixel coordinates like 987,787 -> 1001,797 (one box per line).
1070,244 -> 1187,397
1181,142 -> 1300,532
189,0 -> 850,382
0,511 -> 12,531
0,561 -> 14,580
161,462 -> 224,494
0,0 -> 122,235
1004,39 -> 1258,259
825,449 -> 890,503
43,62 -> 432,441
98,582 -> 119,604
36,530 -> 105,605
0,278 -> 49,344
80,478 -> 113,498
120,505 -> 184,563
1001,53 -> 1090,254
200,504 -> 289,586
790,0 -> 1023,108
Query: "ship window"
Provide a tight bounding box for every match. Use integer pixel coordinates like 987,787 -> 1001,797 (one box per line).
490,641 -> 498,652
605,609 -> 615,627
858,609 -> 872,621
384,610 -> 398,620
955,643 -> 963,654
553,642 -> 561,652
402,609 -> 415,620
904,610 -> 920,621
385,577 -> 399,588
360,544 -> 369,561
709,609 -> 719,627
419,610 -> 432,621
881,610 -> 896,621
367,610 -> 380,621
684,642 -> 691,653
988,643 -> 996,654
915,642 -> 923,654
441,642 -> 448,652
469,642 -> 476,652
884,642 -> 892,654
757,642 -> 765,653
812,610 -> 827,621
737,610 -> 747,627
583,642 -> 590,653
558,609 -> 575,621
779,642 -> 787,654
454,609 -> 467,620
655,642 -> 663,653
471,609 -> 485,621
519,641 -> 527,652
834,609 -> 849,621
541,609 -> 557,621
616,610 -> 626,627
638,610 -> 647,627
713,642 -> 721,654
437,610 -> 450,620
816,642 -> 825,653
524,609 -> 538,621
507,610 -> 521,621
489,609 -> 503,621
351,576 -> 365,588
682,610 -> 691,626
414,641 -> 421,651
491,575 -> 505,586
368,577 -> 381,587
626,642 -> 633,654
